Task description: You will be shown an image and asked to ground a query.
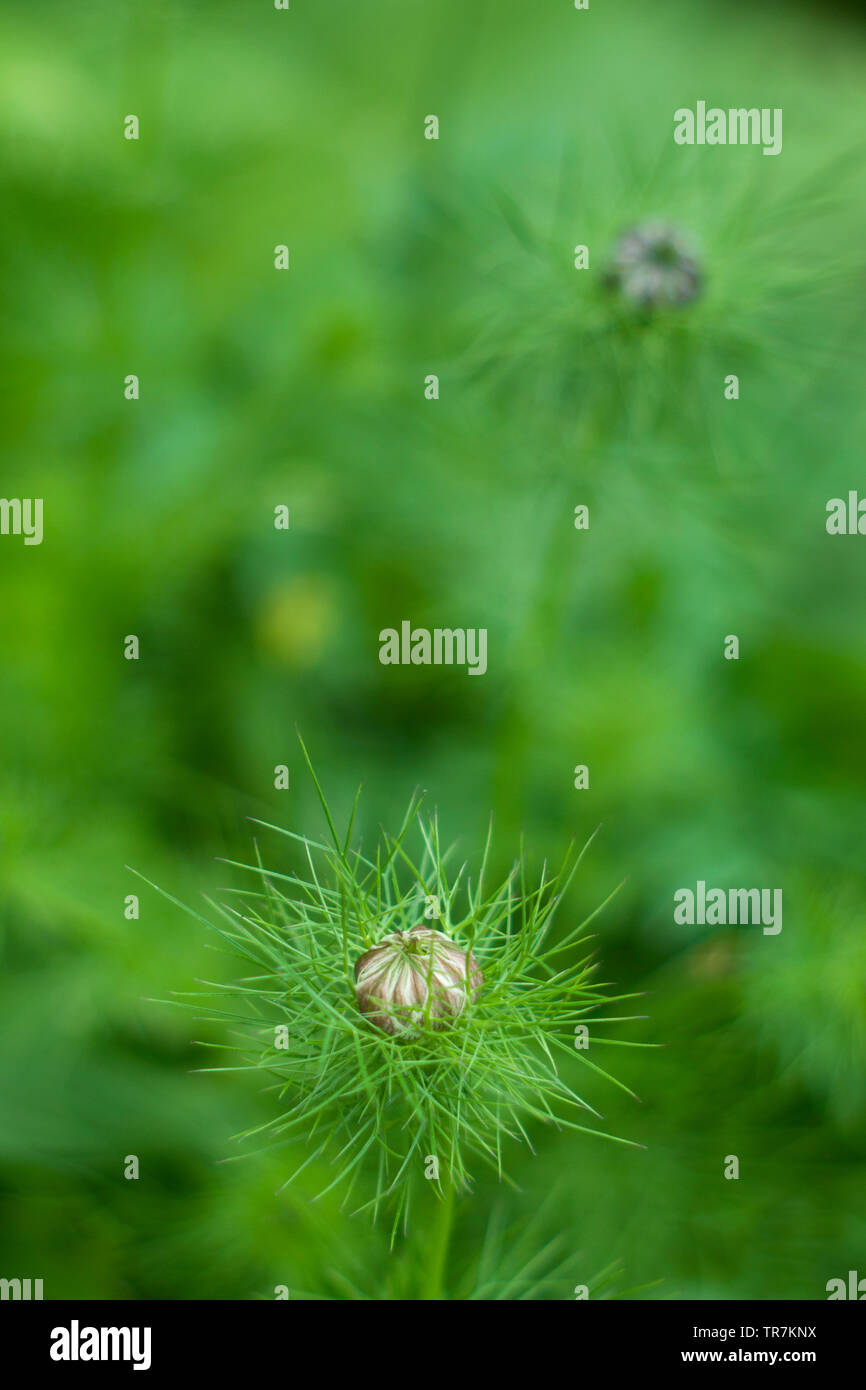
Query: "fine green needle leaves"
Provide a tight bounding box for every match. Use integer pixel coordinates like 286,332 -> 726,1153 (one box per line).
143,754 -> 643,1225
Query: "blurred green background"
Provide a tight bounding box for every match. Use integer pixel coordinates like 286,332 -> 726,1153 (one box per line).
1,0 -> 865,1299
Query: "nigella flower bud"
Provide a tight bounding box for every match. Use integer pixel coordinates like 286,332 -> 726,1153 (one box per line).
604,221 -> 702,310
354,926 -> 483,1038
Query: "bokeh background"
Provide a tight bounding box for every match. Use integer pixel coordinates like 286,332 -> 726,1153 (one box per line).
2,0 -> 865,1299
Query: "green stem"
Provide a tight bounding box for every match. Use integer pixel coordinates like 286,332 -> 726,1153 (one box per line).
422,1183 -> 456,1301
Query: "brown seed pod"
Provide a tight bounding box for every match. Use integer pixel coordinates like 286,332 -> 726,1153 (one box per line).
354,925 -> 483,1038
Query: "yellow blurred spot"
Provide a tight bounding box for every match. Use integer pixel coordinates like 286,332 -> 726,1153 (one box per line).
256,576 -> 337,668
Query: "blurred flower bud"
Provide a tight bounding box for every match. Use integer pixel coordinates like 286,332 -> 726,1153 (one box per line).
255,574 -> 338,670
604,221 -> 702,309
354,925 -> 483,1037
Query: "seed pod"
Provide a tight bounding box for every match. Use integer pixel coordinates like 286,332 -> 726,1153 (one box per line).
354,925 -> 483,1038
604,221 -> 702,310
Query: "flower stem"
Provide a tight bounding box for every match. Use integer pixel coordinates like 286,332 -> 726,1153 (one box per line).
422,1183 -> 455,1301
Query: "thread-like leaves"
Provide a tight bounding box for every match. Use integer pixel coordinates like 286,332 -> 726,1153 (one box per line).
137,756 -> 643,1224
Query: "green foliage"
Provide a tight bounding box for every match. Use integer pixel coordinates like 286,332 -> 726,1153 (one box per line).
143,745 -> 639,1238
1,0 -> 866,1299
